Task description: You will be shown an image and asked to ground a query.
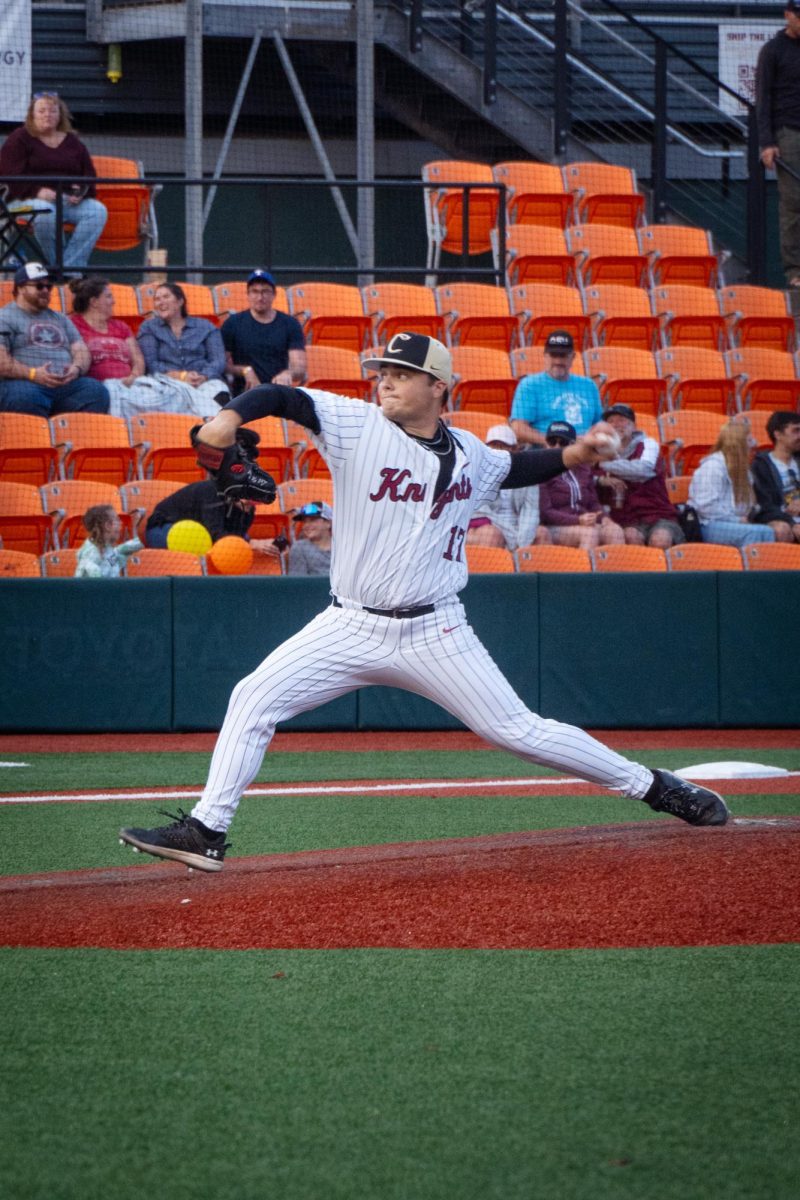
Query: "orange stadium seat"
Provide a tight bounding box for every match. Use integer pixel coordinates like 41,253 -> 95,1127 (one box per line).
494,224 -> 576,287
360,283 -> 445,343
583,347 -> 666,415
306,346 -> 372,400
508,282 -> 591,349
434,283 -> 519,352
449,347 -> 517,417
288,283 -> 373,353
562,161 -> 645,228
445,411 -> 505,441
656,348 -> 735,414
592,545 -> 667,572
49,413 -> 137,485
582,284 -> 660,351
0,481 -> 54,554
91,155 -> 158,257
724,348 -> 800,412
667,544 -> 743,571
718,284 -> 796,352
277,479 -> 334,514
0,548 -> 41,577
651,285 -> 728,350
658,411 -> 726,475
638,224 -> 719,288
248,500 -> 292,543
465,545 -> 516,573
295,446 -> 332,480
40,548 -> 80,577
129,413 -> 202,484
0,413 -> 58,485
516,544 -> 591,572
734,409 -> 772,451
665,474 -> 692,504
119,479 -> 183,540
492,161 -> 573,228
422,160 -> 498,269
125,549 -> 204,577
39,479 -> 124,549
741,542 -> 800,570
566,224 -> 648,288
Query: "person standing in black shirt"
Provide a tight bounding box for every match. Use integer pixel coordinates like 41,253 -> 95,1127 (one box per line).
756,4 -> 800,286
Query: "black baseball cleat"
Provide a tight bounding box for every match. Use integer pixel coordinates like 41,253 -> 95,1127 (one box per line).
119,809 -> 230,872
642,768 -> 729,826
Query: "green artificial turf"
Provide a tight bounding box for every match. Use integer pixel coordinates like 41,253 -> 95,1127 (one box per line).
2,789 -> 799,878
1,945 -> 798,1200
1,746 -> 799,795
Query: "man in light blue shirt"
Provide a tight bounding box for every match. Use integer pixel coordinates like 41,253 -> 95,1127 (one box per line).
510,329 -> 602,446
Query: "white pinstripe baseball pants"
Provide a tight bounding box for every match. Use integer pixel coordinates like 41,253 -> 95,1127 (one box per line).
192,600 -> 654,832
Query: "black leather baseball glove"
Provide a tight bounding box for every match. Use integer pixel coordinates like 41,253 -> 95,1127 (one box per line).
190,425 -> 277,504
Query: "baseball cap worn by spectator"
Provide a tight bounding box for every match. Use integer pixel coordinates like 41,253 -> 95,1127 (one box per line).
602,403 -> 636,423
296,501 -> 333,522
544,330 -> 574,355
14,261 -> 51,286
486,424 -> 517,447
363,333 -> 453,386
247,269 -> 276,288
545,420 -> 577,446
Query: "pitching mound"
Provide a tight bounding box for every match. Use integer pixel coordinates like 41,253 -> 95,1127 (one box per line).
2,816 -> 798,951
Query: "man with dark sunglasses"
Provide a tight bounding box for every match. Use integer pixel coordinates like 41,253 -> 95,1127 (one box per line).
0,261 -> 108,417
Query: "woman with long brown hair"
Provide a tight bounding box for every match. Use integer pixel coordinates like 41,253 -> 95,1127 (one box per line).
0,92 -> 107,270
689,420 -> 776,547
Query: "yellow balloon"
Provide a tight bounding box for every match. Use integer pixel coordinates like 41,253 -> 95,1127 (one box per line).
166,520 -> 213,556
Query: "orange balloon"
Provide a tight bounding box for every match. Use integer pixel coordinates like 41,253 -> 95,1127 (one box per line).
207,536 -> 253,576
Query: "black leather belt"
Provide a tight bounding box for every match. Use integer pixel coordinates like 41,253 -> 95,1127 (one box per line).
333,597 -> 435,619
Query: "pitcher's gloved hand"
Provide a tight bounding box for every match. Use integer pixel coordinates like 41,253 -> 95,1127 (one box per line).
190,425 -> 276,504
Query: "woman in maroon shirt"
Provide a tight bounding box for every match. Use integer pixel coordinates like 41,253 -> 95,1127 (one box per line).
0,92 -> 107,271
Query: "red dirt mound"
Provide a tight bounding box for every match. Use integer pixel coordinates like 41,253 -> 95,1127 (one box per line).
2,817 -> 798,951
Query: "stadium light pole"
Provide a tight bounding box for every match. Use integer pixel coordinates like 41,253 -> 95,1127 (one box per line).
185,0 -> 204,282
357,0 -> 375,286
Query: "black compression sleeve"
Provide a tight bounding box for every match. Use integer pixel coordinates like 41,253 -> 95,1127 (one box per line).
227,384 -> 321,433
500,446 -> 569,489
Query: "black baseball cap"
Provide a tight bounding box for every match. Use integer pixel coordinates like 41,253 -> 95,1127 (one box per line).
363,332 -> 453,386
544,330 -> 574,354
786,1 -> 800,11
545,420 -> 577,444
602,403 -> 636,422
247,269 -> 276,288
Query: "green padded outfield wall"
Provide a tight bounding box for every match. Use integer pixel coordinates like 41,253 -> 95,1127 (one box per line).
2,574 -> 800,731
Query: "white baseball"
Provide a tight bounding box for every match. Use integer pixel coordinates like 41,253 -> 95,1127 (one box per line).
593,430 -> 622,459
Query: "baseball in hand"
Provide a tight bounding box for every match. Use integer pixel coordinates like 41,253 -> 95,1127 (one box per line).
593,430 -> 622,459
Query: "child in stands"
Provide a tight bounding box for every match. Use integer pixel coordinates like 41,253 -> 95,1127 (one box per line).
74,504 -> 142,578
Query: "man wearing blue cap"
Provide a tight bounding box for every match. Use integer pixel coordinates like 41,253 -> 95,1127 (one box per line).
220,269 -> 306,393
286,500 -> 333,576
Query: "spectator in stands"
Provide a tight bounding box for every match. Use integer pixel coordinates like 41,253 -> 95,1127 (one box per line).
689,421 -> 776,547
0,262 -> 108,417
74,504 -> 142,578
221,269 -> 307,393
751,409 -> 800,542
0,92 -> 107,272
594,402 -> 684,550
287,501 -> 333,576
145,429 -> 262,548
756,5 -> 800,287
539,420 -> 625,550
510,330 -> 602,446
466,424 -> 551,549
137,283 -> 230,416
67,276 -> 149,415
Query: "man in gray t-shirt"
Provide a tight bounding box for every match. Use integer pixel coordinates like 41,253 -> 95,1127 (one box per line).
0,262 -> 108,417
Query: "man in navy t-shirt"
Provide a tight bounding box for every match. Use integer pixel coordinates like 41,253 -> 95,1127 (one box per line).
220,269 -> 307,394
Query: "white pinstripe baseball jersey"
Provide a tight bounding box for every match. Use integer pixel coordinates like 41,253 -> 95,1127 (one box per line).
303,389 -> 510,609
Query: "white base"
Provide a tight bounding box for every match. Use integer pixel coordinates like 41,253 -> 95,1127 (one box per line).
675,761 -> 790,780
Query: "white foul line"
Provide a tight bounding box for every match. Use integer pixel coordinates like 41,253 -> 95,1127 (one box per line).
0,777 -> 586,805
